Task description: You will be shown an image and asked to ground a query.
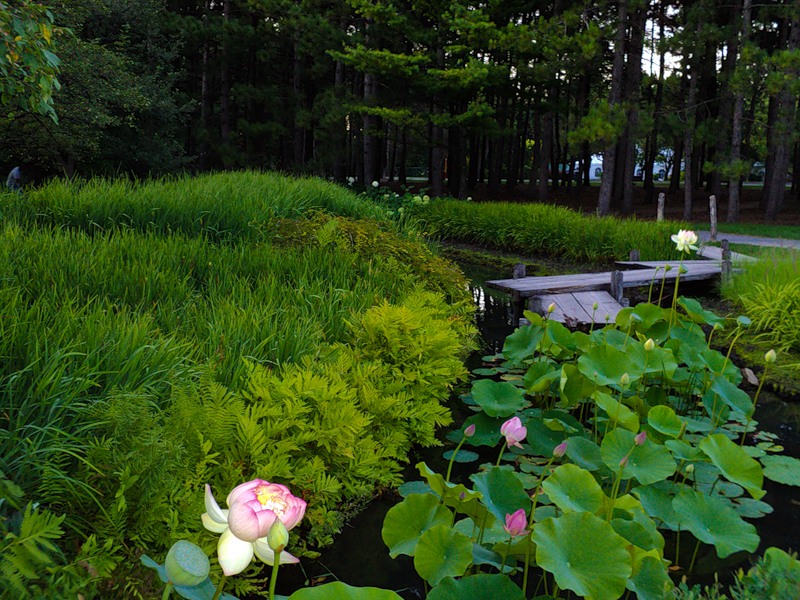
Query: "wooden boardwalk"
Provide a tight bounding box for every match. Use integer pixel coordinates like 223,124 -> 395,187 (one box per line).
487,260 -> 731,326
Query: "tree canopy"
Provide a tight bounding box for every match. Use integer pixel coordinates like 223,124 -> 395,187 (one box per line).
3,0 -> 800,220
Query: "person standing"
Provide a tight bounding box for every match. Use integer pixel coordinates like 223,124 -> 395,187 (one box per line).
6,166 -> 22,192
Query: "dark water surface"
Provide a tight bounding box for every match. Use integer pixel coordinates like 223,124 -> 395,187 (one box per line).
275,260 -> 800,597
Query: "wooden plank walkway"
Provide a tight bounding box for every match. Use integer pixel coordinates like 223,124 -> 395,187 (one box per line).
529,291 -> 623,325
487,261 -> 729,326
697,245 -> 757,262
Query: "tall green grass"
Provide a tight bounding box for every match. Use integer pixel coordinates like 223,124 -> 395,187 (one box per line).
410,199 -> 687,263
721,249 -> 800,352
1,171 -> 387,241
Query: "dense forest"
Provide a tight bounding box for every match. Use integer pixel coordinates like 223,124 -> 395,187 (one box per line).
3,0 -> 800,220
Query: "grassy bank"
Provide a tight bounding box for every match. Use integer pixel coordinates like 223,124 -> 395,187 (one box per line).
0,173 -> 475,598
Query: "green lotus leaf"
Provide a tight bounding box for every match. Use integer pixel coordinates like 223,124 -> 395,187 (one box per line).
442,449 -> 479,463
413,525 -> 473,586
731,497 -> 773,519
472,367 -> 500,376
288,582 -> 403,600
470,379 -> 527,417
502,324 -> 545,364
398,481 -> 432,497
542,464 -> 604,514
427,574 -> 526,600
471,543 -> 516,573
578,344 -> 640,387
706,374 -> 753,417
381,493 -> 453,558
702,389 -> 731,427
627,343 -> 678,379
625,555 -> 672,600
470,466 -> 531,522
647,405 -> 683,438
453,516 -> 507,545
534,512 -> 632,600
678,297 -> 726,327
634,484 -> 680,531
524,361 -> 560,393
545,319 -> 577,353
460,412 -> 504,447
664,440 -> 701,461
672,490 -> 760,558
601,428 -> 676,485
700,351 -> 743,386
611,518 -> 659,552
594,391 -> 639,432
141,556 -> 238,600
630,303 -> 671,331
559,363 -> 596,408
525,416 -> 567,457
565,436 -> 605,472
761,455 -> 800,486
699,434 -> 765,499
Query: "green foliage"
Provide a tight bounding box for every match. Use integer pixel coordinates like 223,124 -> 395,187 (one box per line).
386,288 -> 794,599
721,251 -> 800,352
409,198 -> 687,263
0,0 -> 63,121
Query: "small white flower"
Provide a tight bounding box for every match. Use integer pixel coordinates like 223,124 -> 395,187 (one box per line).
347,176 -> 355,185
372,180 -> 379,188
671,229 -> 699,253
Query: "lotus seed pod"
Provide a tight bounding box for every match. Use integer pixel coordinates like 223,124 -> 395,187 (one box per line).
164,541 -> 210,587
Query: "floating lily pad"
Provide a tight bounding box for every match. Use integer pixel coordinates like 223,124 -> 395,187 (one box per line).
413,525 -> 473,585
672,490 -> 760,558
761,455 -> 800,486
442,449 -> 479,464
459,413 -> 504,447
427,574 -> 526,600
534,512 -> 632,600
470,379 -> 527,417
472,367 -> 500,376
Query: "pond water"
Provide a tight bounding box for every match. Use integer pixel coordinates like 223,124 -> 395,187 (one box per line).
275,260 -> 800,598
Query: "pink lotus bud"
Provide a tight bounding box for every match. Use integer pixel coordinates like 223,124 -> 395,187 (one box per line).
503,508 -> 528,537
464,424 -> 476,437
635,431 -> 647,446
619,456 -> 629,469
553,440 -> 568,458
500,417 -> 527,449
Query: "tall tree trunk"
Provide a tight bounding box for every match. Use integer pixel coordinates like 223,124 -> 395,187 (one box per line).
622,3 -> 647,214
220,0 -> 232,169
764,0 -> 800,220
539,110 -> 553,201
198,1 -> 211,172
363,72 -> 380,186
727,0 -> 751,222
682,18 -> 702,221
598,0 -> 628,215
645,5 -> 666,203
293,33 -> 306,170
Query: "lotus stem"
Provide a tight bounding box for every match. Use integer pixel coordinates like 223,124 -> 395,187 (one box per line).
211,575 -> 227,600
496,440 -> 508,467
161,582 -> 174,600
445,436 -> 466,483
269,556 -> 281,600
669,258 -> 684,328
688,538 -> 702,575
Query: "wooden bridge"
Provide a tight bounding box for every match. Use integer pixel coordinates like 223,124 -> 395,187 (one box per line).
486,243 -> 745,326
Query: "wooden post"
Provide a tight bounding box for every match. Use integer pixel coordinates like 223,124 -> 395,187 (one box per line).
610,270 -> 624,304
709,195 -> 718,241
629,249 -> 640,261
721,239 -> 732,283
657,193 -> 665,221
512,263 -> 526,279
511,291 -> 524,327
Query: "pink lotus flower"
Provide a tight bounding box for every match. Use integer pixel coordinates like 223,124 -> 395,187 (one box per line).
500,417 -> 527,449
202,480 -> 307,576
464,424 -> 476,437
503,508 -> 528,537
